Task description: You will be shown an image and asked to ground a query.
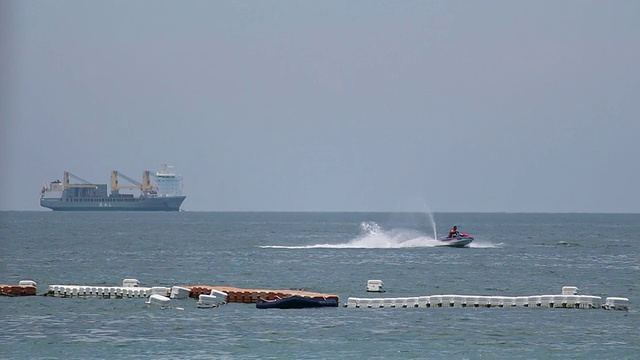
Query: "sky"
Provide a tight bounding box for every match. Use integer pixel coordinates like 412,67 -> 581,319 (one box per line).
1,0 -> 639,213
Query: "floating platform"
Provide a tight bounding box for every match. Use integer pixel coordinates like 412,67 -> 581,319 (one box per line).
344,286 -> 629,311
0,281 -> 37,297
186,285 -> 339,304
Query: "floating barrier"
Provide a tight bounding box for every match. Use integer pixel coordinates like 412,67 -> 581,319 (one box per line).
0,280 -> 37,297
344,286 -> 629,311
14,278 -> 629,312
46,279 -> 171,298
46,284 -> 165,298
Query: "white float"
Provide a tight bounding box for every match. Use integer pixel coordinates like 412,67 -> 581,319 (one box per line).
603,297 -> 630,311
122,279 -> 140,287
19,280 -> 37,287
366,280 -> 385,292
146,294 -> 171,309
150,287 -> 170,296
197,294 -> 219,308
170,286 -> 191,299
195,289 -> 229,308
210,289 -> 229,304
562,286 -> 578,295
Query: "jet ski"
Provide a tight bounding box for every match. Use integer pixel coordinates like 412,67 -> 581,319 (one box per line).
437,232 -> 474,248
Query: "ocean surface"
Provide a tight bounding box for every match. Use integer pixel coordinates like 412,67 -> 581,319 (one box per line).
1,211 -> 638,359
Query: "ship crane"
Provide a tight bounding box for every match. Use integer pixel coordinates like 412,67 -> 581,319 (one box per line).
63,172 -> 98,189
110,170 -> 154,193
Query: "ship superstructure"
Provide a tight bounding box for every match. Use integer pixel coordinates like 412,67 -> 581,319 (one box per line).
40,165 -> 186,211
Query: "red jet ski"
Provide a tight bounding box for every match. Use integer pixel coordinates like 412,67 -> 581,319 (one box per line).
437,232 -> 474,248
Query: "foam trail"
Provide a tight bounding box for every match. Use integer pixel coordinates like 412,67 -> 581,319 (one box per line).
260,222 -> 443,249
260,221 -> 501,249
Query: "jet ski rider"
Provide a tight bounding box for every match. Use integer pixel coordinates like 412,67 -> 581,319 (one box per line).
448,226 -> 459,238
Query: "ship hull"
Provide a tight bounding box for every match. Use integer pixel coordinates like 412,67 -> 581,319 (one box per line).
40,196 -> 186,211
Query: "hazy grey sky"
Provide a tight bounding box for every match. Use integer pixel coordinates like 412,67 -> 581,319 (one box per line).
2,0 -> 639,212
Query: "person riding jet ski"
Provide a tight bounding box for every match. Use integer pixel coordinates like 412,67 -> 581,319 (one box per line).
448,226 -> 460,238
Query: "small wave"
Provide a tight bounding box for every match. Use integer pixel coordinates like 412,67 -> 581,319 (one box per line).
557,241 -> 581,247
469,241 -> 502,249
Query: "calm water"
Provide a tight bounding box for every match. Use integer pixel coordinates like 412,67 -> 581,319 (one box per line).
1,212 -> 638,359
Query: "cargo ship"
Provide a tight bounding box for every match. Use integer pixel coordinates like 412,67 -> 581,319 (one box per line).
40,165 -> 186,211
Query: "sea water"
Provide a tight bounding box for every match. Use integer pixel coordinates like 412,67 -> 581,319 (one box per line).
1,212 -> 638,359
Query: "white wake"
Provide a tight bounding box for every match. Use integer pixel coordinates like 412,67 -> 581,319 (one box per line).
259,221 -> 497,249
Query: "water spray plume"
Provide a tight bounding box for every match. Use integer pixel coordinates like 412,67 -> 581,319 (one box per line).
423,204 -> 437,240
